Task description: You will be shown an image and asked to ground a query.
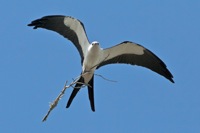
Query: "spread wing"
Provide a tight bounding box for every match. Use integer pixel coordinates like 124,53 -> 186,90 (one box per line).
28,15 -> 90,63
97,41 -> 174,83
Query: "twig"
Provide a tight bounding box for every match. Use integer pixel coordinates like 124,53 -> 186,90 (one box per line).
42,68 -> 116,122
42,81 -> 68,122
42,73 -> 90,122
94,73 -> 117,83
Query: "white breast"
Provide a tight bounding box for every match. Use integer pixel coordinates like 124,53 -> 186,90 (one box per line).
82,44 -> 101,72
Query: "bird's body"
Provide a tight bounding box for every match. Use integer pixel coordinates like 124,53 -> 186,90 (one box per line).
82,43 -> 100,80
83,42 -> 100,71
28,15 -> 174,111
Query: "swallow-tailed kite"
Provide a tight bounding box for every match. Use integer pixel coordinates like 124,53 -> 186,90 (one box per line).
28,15 -> 174,112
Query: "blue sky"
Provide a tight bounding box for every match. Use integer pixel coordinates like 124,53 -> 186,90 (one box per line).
1,0 -> 200,133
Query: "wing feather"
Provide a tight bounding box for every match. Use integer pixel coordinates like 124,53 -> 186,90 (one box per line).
28,15 -> 90,63
97,41 -> 174,83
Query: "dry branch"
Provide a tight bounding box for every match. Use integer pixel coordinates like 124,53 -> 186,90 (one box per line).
42,77 -> 80,122
42,72 -> 116,122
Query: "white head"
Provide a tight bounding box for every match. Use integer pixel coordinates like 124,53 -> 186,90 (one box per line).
88,41 -> 101,51
91,41 -> 100,46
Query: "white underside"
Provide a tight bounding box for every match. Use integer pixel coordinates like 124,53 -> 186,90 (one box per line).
82,44 -> 103,83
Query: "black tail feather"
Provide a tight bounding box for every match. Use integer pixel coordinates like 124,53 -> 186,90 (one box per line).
66,76 -> 84,108
88,75 -> 95,112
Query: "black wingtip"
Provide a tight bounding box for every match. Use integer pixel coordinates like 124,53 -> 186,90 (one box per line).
27,17 -> 47,29
27,23 -> 36,29
164,69 -> 175,83
164,73 -> 174,83
27,21 -> 39,29
169,78 -> 175,83
28,16 -> 64,29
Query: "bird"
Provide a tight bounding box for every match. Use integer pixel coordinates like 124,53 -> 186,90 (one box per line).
28,15 -> 174,112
